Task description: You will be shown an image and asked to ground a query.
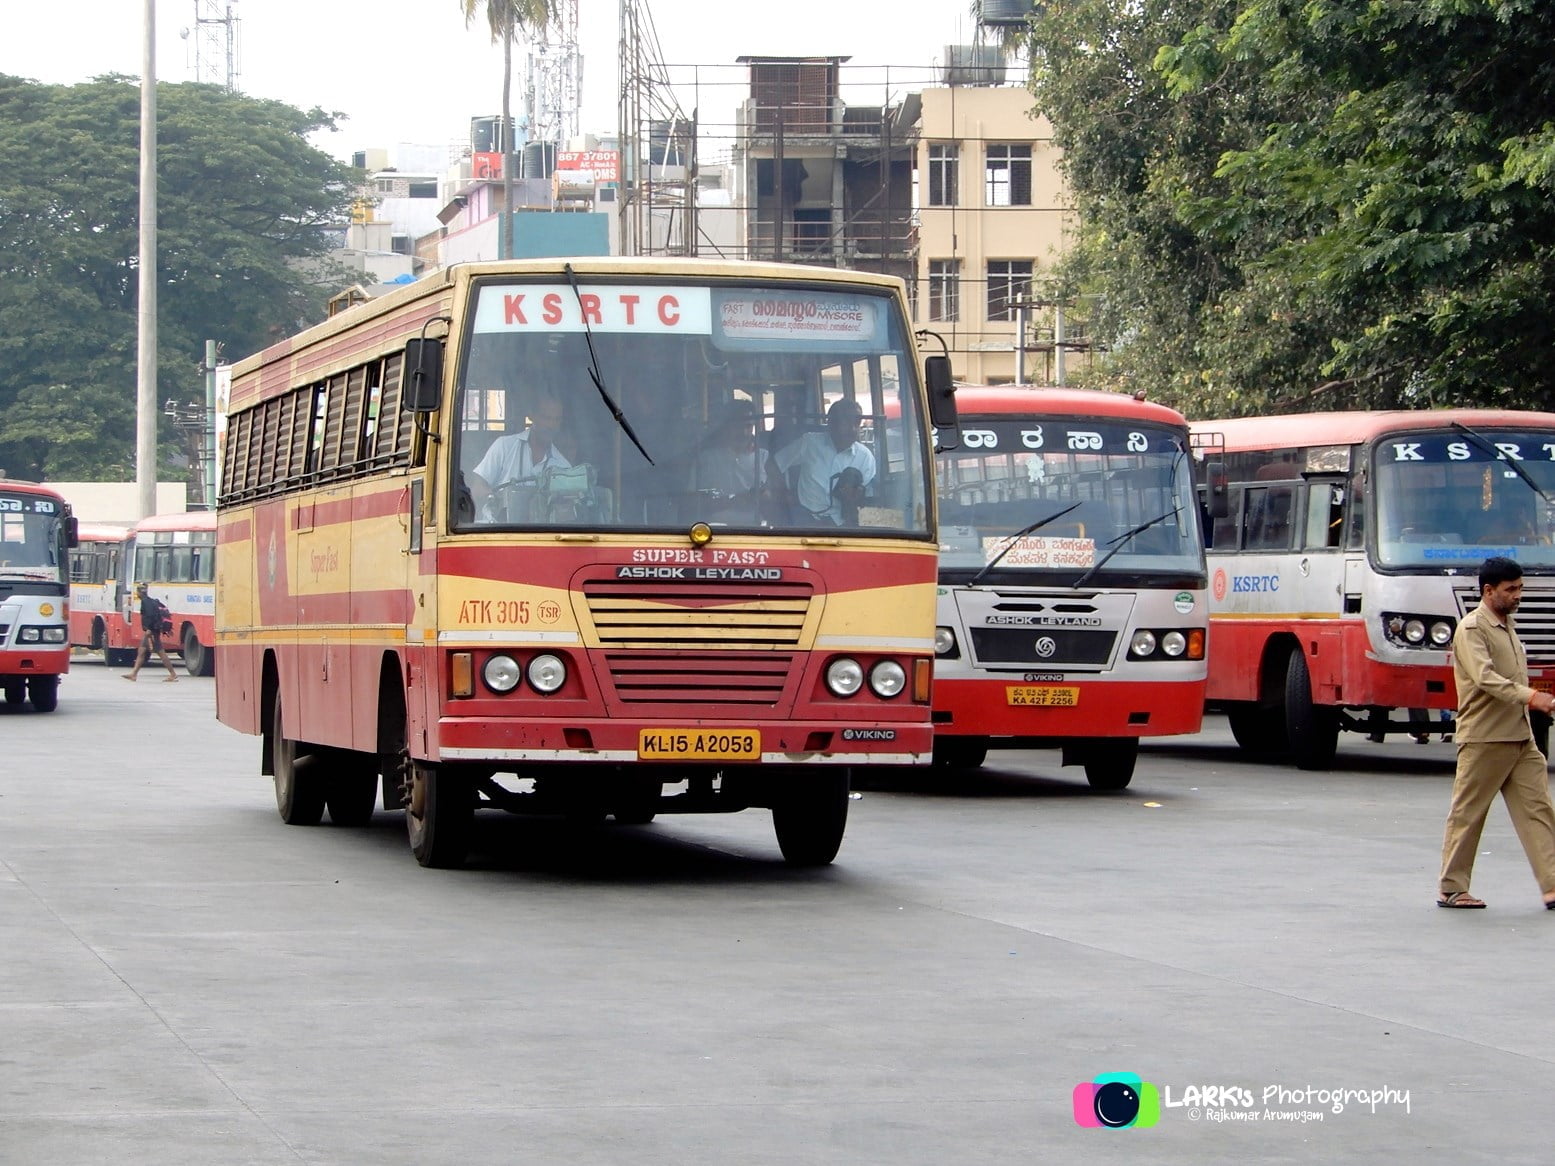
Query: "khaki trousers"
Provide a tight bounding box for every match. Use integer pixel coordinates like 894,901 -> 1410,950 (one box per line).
1439,740 -> 1555,897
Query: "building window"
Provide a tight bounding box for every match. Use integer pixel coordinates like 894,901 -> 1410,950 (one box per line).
985,143 -> 1032,207
928,144 -> 958,207
928,260 -> 960,322
987,260 -> 1034,322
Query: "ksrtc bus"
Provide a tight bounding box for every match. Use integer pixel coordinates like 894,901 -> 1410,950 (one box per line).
0,479 -> 77,711
931,387 -> 1209,787
69,512 -> 217,675
68,523 -> 132,664
1193,410 -> 1555,768
216,258 -> 957,868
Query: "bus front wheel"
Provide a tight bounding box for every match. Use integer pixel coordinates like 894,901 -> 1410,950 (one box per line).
1285,649 -> 1339,770
27,675 -> 59,713
273,698 -> 326,826
1226,703 -> 1284,754
325,750 -> 381,827
771,770 -> 850,866
3,679 -> 25,706
1082,738 -> 1138,790
406,763 -> 473,869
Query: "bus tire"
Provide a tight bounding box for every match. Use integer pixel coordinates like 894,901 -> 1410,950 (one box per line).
1226,703 -> 1283,754
1285,649 -> 1339,770
27,675 -> 59,713
611,777 -> 661,825
3,679 -> 25,706
406,763 -> 473,869
325,751 -> 380,827
273,698 -> 326,826
932,737 -> 989,770
1083,738 -> 1138,790
182,626 -> 214,677
772,770 -> 850,866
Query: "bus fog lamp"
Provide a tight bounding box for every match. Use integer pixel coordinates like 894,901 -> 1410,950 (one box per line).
482,654 -> 522,693
826,658 -> 864,697
527,654 -> 567,694
869,660 -> 907,698
1161,631 -> 1187,657
1129,630 -> 1157,657
1430,621 -> 1453,646
1404,619 -> 1426,644
934,627 -> 957,656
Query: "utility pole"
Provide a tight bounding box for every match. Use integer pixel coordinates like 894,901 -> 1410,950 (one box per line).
137,0 -> 159,519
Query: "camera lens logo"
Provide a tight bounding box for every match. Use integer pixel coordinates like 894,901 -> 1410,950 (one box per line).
1072,1073 -> 1161,1129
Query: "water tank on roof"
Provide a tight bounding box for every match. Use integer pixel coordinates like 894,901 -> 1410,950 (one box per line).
471,115 -> 515,154
521,141 -> 557,179
942,45 -> 1007,87
980,0 -> 1039,26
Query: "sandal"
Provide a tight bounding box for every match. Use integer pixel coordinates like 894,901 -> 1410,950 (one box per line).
1437,891 -> 1486,909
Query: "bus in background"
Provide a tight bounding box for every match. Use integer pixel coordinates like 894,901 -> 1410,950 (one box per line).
0,479 -> 77,711
930,386 -> 1210,788
125,511 -> 218,676
1192,410 -> 1555,769
68,523 -> 132,665
217,257 -> 956,869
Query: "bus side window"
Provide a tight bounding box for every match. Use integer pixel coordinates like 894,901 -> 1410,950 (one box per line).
1244,484 -> 1295,551
1304,481 -> 1345,550
1212,488 -> 1242,550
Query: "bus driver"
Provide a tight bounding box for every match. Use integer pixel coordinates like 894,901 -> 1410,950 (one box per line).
468,397 -> 571,520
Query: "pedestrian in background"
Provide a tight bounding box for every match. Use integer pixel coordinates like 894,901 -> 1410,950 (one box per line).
124,582 -> 179,683
1437,556 -> 1555,908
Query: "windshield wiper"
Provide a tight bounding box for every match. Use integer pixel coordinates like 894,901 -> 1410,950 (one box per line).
966,501 -> 1084,587
562,263 -> 654,466
1449,421 -> 1551,505
1071,508 -> 1182,590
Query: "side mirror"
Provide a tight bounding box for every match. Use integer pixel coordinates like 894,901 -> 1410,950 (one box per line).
1205,460 -> 1229,520
924,355 -> 958,451
404,338 -> 444,413
65,515 -> 79,548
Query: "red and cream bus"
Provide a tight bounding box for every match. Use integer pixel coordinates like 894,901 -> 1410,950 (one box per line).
70,513 -> 217,675
68,523 -> 132,665
1192,409 -> 1555,768
930,387 -> 1209,787
1,479 -> 76,711
216,257 -> 956,868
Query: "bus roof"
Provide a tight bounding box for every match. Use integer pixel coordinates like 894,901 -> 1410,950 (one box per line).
1190,409 -> 1555,453
76,522 -> 131,543
951,384 -> 1189,427
0,479 -> 71,503
132,510 -> 217,534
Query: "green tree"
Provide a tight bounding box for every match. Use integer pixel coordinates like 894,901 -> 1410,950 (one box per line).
460,0 -> 556,259
0,74 -> 356,480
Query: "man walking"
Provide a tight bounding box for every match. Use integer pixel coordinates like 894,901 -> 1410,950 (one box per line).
1437,556 -> 1555,908
124,582 -> 179,683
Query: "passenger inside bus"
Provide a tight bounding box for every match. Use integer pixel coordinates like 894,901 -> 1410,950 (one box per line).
774,398 -> 877,526
693,399 -> 774,525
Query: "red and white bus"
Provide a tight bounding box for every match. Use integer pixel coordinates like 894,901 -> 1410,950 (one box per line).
1192,409 -> 1555,768
68,523 -> 132,665
1,479 -> 77,711
216,257 -> 956,868
69,512 -> 217,675
930,387 -> 1209,787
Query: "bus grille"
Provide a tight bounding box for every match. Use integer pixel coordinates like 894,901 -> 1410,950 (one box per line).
581,579 -> 813,649
1455,585 -> 1555,663
603,651 -> 794,705
969,626 -> 1117,668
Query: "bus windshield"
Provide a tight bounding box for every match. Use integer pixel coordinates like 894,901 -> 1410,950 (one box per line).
937,419 -> 1202,581
1373,430 -> 1555,570
453,278 -> 931,536
0,492 -> 66,582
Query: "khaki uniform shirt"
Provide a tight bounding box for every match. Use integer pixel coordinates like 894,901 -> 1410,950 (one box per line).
1451,602 -> 1536,743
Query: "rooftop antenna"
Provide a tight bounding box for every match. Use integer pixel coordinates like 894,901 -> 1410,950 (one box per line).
187,0 -> 241,91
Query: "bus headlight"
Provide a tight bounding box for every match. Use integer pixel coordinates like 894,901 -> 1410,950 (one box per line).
1430,621 -> 1453,646
1383,612 -> 1455,649
934,627 -> 958,657
42,627 -> 67,643
1404,619 -> 1426,644
18,627 -> 40,643
527,654 -> 567,694
482,654 -> 522,693
869,660 -> 907,698
1161,631 -> 1187,658
1129,630 -> 1157,658
826,658 -> 864,697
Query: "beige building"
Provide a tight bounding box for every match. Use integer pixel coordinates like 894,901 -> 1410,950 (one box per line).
914,85 -> 1080,385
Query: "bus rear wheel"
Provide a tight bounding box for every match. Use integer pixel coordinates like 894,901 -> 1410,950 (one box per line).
406,763 -> 473,869
182,626 -> 214,677
932,737 -> 989,770
1285,649 -> 1339,770
27,675 -> 59,713
324,750 -> 381,827
772,770 -> 850,866
273,697 -> 326,826
1082,738 -> 1138,790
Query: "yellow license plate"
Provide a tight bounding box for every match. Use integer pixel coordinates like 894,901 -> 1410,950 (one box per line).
1006,685 -> 1080,708
638,729 -> 762,761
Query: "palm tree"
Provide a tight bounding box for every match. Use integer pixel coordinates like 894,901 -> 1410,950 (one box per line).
460,0 -> 556,259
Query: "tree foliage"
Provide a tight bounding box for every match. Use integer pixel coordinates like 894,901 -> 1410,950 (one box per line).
1024,0 -> 1555,416
0,75 -> 357,479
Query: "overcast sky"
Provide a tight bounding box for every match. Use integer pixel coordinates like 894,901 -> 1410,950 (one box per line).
0,1 -> 996,165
